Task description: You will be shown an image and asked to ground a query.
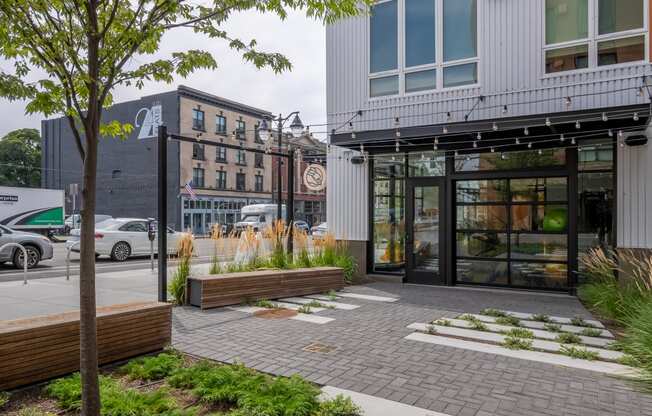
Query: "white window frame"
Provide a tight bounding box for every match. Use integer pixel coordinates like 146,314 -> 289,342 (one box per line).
368,0 -> 480,99
542,0 -> 648,77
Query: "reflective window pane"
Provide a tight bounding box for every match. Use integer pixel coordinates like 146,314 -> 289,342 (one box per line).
373,179 -> 405,272
598,0 -> 644,34
370,0 -> 398,73
456,180 -> 509,203
408,152 -> 445,177
511,178 -> 567,202
456,149 -> 566,171
443,0 -> 477,61
510,234 -> 568,262
370,75 -> 399,97
512,205 -> 569,232
578,171 -> 614,262
457,260 -> 508,285
443,63 -> 478,88
406,69 -> 436,93
546,44 -> 589,73
413,186 -> 440,272
374,154 -> 405,179
406,0 -> 436,67
511,262 -> 568,289
579,145 -> 613,171
457,232 -> 508,259
598,36 -> 645,66
545,0 -> 589,44
456,206 -> 508,230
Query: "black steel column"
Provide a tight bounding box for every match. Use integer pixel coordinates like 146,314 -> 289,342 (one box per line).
277,114 -> 283,221
287,148 -> 295,254
158,125 -> 168,303
568,148 -> 579,295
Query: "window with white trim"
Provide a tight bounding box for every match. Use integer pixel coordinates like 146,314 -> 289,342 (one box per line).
369,0 -> 478,98
544,0 -> 646,74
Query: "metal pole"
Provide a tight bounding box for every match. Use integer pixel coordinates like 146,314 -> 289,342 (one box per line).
158,125 -> 168,302
287,148 -> 295,255
277,114 -> 283,221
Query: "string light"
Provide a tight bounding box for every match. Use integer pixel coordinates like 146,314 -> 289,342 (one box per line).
465,155 -> 471,162
515,138 -> 521,145
602,112 -> 608,122
360,144 -> 364,153
443,126 -> 449,134
524,127 -> 529,136
490,147 -> 495,153
493,122 -> 499,131
395,129 -> 401,138
454,150 -> 459,157
545,118 -> 551,127
608,129 -> 613,137
501,153 -> 507,160
560,134 -> 565,143
351,131 -> 356,139
537,149 -> 543,155
575,120 -> 581,129
571,137 -> 576,145
477,132 -> 482,141
527,142 -> 533,149
633,112 -> 639,121
395,140 -> 400,152
578,146 -> 583,152
473,141 -> 478,148
618,130 -> 624,139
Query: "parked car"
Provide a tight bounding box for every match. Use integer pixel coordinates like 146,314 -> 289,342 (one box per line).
293,220 -> 310,234
0,225 -> 54,268
311,222 -> 328,239
64,214 -> 112,234
66,218 -> 187,261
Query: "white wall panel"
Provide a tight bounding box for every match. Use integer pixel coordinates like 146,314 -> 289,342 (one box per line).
327,146 -> 368,241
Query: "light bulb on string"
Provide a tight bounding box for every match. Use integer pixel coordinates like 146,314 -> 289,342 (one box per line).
575,120 -> 581,129
578,146 -> 583,152
477,132 -> 482,141
421,153 -> 426,161
465,155 -> 471,162
524,127 -> 529,136
545,118 -> 551,127
633,112 -> 639,121
360,144 -> 364,153
395,129 -> 401,138
602,112 -> 608,122
620,139 -> 625,148
608,129 -> 613,137
571,137 -> 576,145
490,147 -> 495,153
454,150 -> 459,157
527,142 -> 533,149
538,149 -> 543,155
560,134 -> 565,143
351,131 -> 356,139
493,122 -> 499,131
443,126 -> 449,134
515,138 -> 521,145
395,140 -> 400,152
618,130 -> 624,139
501,153 -> 507,160
473,141 -> 478,148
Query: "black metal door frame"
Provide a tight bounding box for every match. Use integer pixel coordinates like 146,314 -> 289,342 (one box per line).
405,177 -> 447,285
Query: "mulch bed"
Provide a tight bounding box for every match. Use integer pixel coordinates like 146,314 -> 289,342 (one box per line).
253,308 -> 298,319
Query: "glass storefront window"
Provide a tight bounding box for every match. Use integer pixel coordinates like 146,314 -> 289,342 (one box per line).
373,179 -> 405,273
579,145 -> 613,171
510,234 -> 568,262
374,154 -> 405,179
456,205 -> 508,230
456,233 -> 508,258
511,262 -> 568,289
455,149 -> 566,172
511,177 -> 567,202
511,204 -> 568,232
456,180 -> 509,203
408,152 -> 445,177
457,260 -> 509,285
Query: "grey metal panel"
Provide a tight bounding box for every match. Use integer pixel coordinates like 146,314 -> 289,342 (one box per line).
326,146 -> 368,241
326,0 -> 652,133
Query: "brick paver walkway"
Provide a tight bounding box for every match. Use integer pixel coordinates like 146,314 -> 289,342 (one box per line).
173,283 -> 652,416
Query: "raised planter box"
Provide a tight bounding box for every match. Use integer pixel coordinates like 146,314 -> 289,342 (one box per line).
188,267 -> 345,309
0,302 -> 172,390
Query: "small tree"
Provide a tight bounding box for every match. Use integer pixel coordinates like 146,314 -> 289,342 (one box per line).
0,1 -> 370,414
0,128 -> 41,187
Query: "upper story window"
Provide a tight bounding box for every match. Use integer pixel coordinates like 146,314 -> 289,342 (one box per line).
216,145 -> 227,163
192,143 -> 205,161
544,0 -> 646,74
236,149 -> 246,165
255,152 -> 264,169
216,115 -> 227,134
369,0 -> 478,98
236,120 -> 246,140
236,173 -> 246,191
192,108 -> 205,131
192,167 -> 205,188
216,170 -> 227,190
255,174 -> 264,192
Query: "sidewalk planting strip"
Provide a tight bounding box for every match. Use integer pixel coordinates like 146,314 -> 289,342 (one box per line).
272,301 -> 326,313
321,386 -> 451,416
499,310 -> 605,328
470,314 -> 614,338
278,297 -> 360,310
407,323 -> 623,361
228,306 -> 334,324
436,318 -> 612,348
404,332 -> 636,377
337,293 -> 399,302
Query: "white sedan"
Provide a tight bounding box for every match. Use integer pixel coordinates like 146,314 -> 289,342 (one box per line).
66,218 -> 187,261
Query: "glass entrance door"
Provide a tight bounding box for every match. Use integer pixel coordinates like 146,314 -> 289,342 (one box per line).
406,179 -> 445,285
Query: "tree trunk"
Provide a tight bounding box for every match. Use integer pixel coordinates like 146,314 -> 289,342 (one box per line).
79,128 -> 100,415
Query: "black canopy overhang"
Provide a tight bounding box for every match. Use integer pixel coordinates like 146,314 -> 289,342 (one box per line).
331,103 -> 651,154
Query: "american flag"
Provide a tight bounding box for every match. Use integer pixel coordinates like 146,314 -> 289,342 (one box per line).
185,181 -> 197,200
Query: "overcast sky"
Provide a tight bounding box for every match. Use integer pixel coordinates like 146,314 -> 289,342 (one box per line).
0,9 -> 327,139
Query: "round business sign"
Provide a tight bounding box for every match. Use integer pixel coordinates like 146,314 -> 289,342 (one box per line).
303,164 -> 327,192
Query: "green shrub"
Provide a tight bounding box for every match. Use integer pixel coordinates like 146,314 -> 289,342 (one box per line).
531,314 -> 551,323
544,323 -> 563,332
167,360 -> 216,389
316,395 -> 362,416
326,290 -> 338,301
619,354 -> 642,368
570,317 -> 595,328
620,302 -> 652,383
555,333 -> 582,345
255,299 -> 280,309
495,316 -> 521,327
169,256 -> 191,305
559,346 -> 599,361
480,308 -> 508,318
297,305 -> 313,314
121,352 -> 184,381
17,408 -> 55,416
0,391 -> 9,408
238,374 -> 320,416
425,325 -> 437,335
459,314 -> 488,331
432,319 -> 451,326
502,337 -> 533,350
209,256 -> 222,275
502,328 -> 534,339
580,328 -> 603,337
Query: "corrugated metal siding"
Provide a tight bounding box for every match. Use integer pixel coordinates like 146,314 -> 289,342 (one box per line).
327,146 -> 368,240
326,0 -> 652,132
617,134 -> 652,249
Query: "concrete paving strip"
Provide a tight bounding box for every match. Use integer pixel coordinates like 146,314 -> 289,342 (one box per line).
468,314 -> 614,338
291,314 -> 335,324
228,306 -> 268,314
272,301 -> 326,313
408,323 -> 623,361
433,318 -> 613,348
278,297 -> 360,310
321,386 -> 450,416
404,332 -> 637,377
498,310 -> 605,328
338,293 -> 399,302
304,294 -> 344,302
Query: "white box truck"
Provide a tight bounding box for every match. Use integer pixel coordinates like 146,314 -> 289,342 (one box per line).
0,186 -> 65,233
234,204 -> 286,234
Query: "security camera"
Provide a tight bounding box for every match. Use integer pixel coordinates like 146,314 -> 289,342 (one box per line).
623,130 -> 648,147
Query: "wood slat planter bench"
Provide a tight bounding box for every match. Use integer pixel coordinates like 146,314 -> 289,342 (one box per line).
0,302 -> 172,390
188,267 -> 345,309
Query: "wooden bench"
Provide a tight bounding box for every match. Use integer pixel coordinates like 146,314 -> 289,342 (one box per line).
0,302 -> 172,390
188,267 -> 345,309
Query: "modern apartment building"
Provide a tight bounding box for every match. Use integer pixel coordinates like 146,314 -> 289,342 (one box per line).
42,85 -> 274,233
326,0 -> 652,292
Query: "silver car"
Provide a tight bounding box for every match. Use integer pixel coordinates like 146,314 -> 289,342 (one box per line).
0,225 -> 54,268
